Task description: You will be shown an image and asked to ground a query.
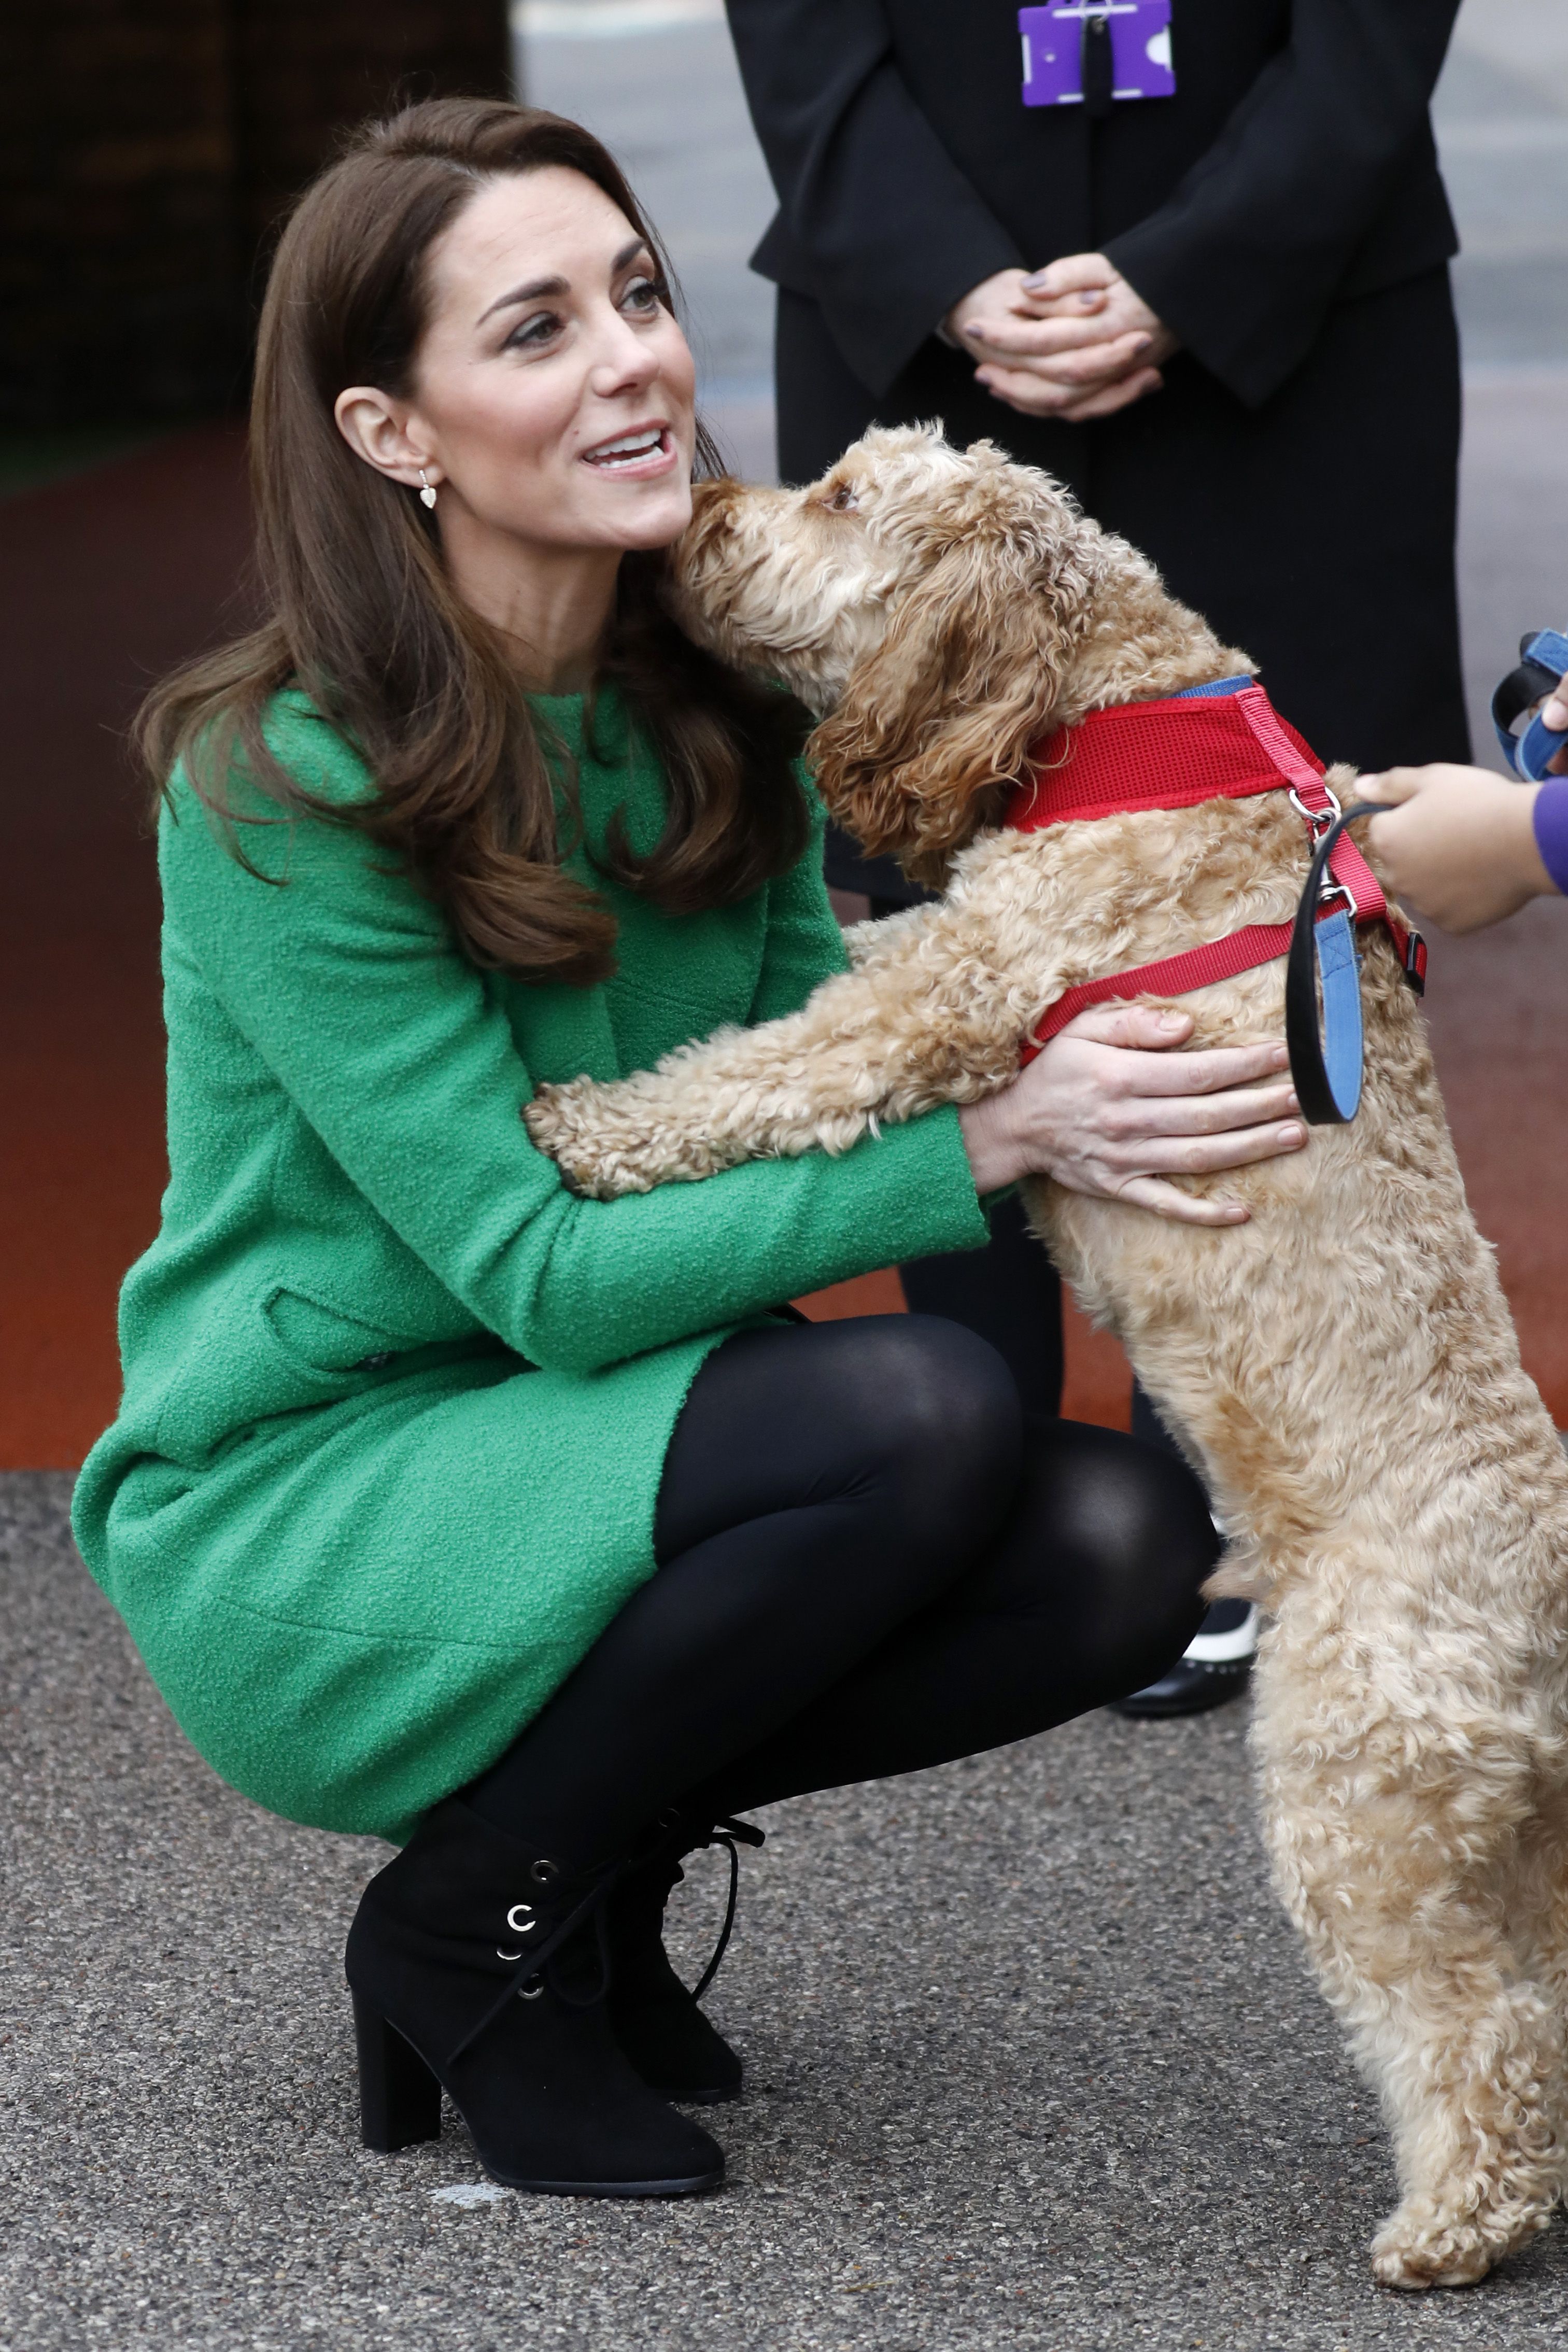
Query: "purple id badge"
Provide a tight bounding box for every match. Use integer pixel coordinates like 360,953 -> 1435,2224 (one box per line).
1019,3 -> 1176,107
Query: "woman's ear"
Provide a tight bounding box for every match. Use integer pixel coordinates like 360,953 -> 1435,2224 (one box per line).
333,386 -> 437,492
806,519 -> 1086,888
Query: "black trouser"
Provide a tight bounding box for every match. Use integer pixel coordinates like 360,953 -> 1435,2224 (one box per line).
466,1317 -> 1214,1865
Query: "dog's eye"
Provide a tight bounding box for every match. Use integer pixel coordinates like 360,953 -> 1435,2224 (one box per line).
825,484 -> 860,514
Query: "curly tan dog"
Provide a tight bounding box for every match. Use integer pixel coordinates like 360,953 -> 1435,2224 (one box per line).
525,426 -> 1568,2288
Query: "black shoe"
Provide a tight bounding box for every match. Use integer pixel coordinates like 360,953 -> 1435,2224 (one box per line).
606,1815 -> 762,2106
1112,1602 -> 1259,1719
345,1799 -> 724,2198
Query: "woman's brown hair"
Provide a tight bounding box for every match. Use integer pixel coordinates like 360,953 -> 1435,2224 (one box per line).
137,98 -> 809,985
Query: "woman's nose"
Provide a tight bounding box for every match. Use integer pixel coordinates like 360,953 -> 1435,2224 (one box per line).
587,307 -> 664,399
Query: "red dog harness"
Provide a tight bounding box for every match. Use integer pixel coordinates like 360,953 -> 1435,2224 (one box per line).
1007,679 -> 1425,1064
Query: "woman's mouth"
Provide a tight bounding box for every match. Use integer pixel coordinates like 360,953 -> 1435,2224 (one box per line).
581,425 -> 674,477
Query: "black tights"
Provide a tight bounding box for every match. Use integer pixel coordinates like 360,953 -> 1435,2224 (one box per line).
465,1317 -> 1216,1865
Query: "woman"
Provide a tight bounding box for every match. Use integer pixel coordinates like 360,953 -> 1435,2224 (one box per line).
73,100 -> 1307,2201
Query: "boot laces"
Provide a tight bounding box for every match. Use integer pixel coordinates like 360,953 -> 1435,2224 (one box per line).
447,1861 -> 627,2065
448,1815 -> 764,2065
669,1815 -> 765,2003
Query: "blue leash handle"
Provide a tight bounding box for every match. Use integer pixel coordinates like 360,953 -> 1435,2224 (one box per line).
1313,908 -> 1363,1122
1492,629 -> 1568,782
1284,804 -> 1394,1126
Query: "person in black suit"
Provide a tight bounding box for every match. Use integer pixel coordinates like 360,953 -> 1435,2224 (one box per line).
725,0 -> 1468,1709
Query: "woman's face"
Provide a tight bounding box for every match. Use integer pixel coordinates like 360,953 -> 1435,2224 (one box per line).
347,166 -> 697,559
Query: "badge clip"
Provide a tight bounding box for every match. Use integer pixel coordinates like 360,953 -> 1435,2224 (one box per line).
1019,3 -> 1176,109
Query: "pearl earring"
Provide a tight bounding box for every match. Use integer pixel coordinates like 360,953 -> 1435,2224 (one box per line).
418,468 -> 437,510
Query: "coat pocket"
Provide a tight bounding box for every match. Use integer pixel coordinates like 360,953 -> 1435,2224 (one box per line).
150,1283 -> 510,1468
262,1286 -> 420,1375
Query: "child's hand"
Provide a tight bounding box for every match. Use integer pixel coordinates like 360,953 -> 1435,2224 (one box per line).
1358,764 -> 1557,933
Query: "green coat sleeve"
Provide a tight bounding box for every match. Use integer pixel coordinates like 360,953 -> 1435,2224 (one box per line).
160,735 -> 987,1378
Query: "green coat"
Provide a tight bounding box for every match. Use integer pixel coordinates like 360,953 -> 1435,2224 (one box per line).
72,688 -> 987,1842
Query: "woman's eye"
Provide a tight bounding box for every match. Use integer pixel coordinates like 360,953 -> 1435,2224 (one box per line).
504,310 -> 561,351
621,274 -> 668,315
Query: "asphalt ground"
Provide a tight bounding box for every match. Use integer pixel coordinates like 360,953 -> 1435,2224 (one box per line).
7,1471 -> 1568,2351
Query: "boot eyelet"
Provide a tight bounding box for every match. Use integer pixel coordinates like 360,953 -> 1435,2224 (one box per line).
506,1903 -> 537,1933
497,1946 -> 523,1961
530,1857 -> 560,1886
518,1982 -> 544,2001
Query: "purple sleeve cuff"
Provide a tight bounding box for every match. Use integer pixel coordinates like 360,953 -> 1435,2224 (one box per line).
1531,777 -> 1568,897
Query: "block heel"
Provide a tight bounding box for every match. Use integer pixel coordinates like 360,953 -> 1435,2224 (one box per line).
354,1993 -> 443,2152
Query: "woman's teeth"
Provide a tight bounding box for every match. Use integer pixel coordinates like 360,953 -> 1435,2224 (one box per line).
585,430 -> 665,469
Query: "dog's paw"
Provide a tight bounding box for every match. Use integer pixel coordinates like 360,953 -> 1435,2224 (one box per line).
521,1085 -> 576,1158
1370,2199 -> 1541,2291
523,1085 -> 730,1198
522,1086 -> 640,1198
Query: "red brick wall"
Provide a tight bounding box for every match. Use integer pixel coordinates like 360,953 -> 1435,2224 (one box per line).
2,1 -> 511,426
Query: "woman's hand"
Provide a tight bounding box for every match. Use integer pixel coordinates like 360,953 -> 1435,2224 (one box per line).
957,1004 -> 1304,1226
1359,763 -> 1559,934
943,256 -> 1175,423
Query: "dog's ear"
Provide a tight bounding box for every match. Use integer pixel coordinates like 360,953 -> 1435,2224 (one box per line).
807,508 -> 1090,888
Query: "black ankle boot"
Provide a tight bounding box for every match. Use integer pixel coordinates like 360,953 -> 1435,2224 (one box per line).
606,1816 -> 763,2105
344,1798 -> 724,2197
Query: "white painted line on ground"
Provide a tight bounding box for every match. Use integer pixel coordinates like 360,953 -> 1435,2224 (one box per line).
429,2181 -> 508,2206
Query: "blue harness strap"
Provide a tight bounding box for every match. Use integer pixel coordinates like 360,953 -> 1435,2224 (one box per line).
1492,629 -> 1568,781
1175,673 -> 1256,700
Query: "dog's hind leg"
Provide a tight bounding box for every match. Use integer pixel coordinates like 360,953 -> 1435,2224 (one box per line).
1501,1779 -> 1568,2205
1261,1713 -> 1564,2288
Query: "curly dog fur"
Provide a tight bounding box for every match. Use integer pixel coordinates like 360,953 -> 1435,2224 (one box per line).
525,426 -> 1568,2287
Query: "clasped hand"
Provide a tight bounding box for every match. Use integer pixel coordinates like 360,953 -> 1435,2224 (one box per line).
945,254 -> 1176,423
958,1005 -> 1305,1227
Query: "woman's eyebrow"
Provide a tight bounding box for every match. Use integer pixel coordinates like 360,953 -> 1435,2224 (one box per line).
478,273 -> 566,325
477,241 -> 653,327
